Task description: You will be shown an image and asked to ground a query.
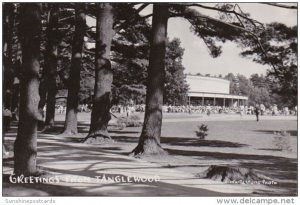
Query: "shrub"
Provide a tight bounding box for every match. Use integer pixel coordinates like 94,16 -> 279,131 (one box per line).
195,124 -> 208,139
117,114 -> 143,128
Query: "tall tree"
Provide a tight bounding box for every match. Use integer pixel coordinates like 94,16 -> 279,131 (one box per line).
63,4 -> 86,135
225,73 -> 241,95
250,74 -> 268,88
132,4 -> 169,155
14,3 -> 42,176
42,4 -> 60,131
164,38 -> 189,105
82,3 -> 114,142
3,3 -> 15,111
130,2 -> 282,156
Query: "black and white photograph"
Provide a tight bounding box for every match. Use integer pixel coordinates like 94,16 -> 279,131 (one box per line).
1,1 -> 298,203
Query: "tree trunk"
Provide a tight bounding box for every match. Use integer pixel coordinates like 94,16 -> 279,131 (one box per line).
43,5 -> 60,131
11,59 -> 21,121
131,4 -> 169,156
3,3 -> 15,111
82,3 -> 114,143
14,3 -> 42,176
63,4 -> 86,135
38,77 -> 47,129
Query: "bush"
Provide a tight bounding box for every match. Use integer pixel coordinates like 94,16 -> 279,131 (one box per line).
195,124 -> 208,139
117,114 -> 143,128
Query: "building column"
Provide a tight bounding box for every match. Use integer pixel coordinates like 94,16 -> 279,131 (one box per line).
213,97 -> 216,106
202,97 -> 204,106
223,98 -> 225,107
231,98 -> 233,107
188,96 -> 191,105
238,99 -> 240,106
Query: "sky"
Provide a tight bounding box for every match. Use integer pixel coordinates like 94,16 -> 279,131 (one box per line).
140,3 -> 297,77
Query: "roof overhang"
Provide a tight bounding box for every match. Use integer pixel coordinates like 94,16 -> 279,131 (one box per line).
188,92 -> 248,100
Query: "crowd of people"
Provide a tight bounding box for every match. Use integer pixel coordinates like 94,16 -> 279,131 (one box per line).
110,103 -> 297,116
53,104 -> 91,114
2,102 -> 297,132
36,103 -> 298,118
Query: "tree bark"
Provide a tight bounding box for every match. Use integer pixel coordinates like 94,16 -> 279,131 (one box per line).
43,5 -> 60,131
14,3 -> 42,176
3,3 -> 15,111
63,4 -> 86,135
82,3 -> 114,143
11,59 -> 21,121
131,4 -> 169,155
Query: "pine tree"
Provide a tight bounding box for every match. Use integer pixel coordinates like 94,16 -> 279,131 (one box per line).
14,3 -> 42,176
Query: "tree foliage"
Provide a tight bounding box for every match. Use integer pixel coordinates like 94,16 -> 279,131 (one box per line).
241,23 -> 297,107
164,38 -> 189,105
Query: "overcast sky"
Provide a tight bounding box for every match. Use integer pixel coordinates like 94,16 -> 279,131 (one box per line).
140,3 -> 297,77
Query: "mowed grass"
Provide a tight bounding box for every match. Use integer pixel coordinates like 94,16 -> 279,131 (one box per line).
57,112 -> 297,153
161,120 -> 297,151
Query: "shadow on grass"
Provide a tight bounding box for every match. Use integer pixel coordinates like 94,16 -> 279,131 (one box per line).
2,174 -> 96,196
109,130 -> 141,134
109,135 -> 247,148
3,120 -> 297,196
29,167 -> 236,197
161,137 -> 247,148
35,121 -> 142,136
2,148 -> 235,197
254,130 -> 297,137
257,148 -> 283,151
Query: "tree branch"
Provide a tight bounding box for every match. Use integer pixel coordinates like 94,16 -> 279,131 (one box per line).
57,69 -> 69,86
178,7 -> 280,75
182,3 -> 264,27
140,13 -> 153,19
136,3 -> 149,14
83,47 -> 95,55
58,15 -> 75,22
261,3 -> 297,9
87,26 -> 96,31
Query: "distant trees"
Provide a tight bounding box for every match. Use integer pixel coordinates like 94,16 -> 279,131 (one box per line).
112,37 -> 189,106
225,73 -> 280,108
164,38 -> 189,105
241,23 -> 297,107
225,73 -> 240,95
111,5 -> 150,105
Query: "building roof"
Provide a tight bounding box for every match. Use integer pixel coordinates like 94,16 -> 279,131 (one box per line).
186,75 -> 230,95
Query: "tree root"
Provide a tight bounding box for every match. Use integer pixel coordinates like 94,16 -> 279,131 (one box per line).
60,129 -> 78,136
81,131 -> 114,144
197,165 -> 270,183
40,125 -> 59,134
130,140 -> 168,157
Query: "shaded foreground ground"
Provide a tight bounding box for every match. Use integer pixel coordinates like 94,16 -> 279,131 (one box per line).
2,113 -> 297,196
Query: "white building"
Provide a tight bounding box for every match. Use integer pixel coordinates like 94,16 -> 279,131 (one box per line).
186,75 -> 248,107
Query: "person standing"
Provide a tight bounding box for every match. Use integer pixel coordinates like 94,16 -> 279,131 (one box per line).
254,104 -> 260,121
206,104 -> 211,116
